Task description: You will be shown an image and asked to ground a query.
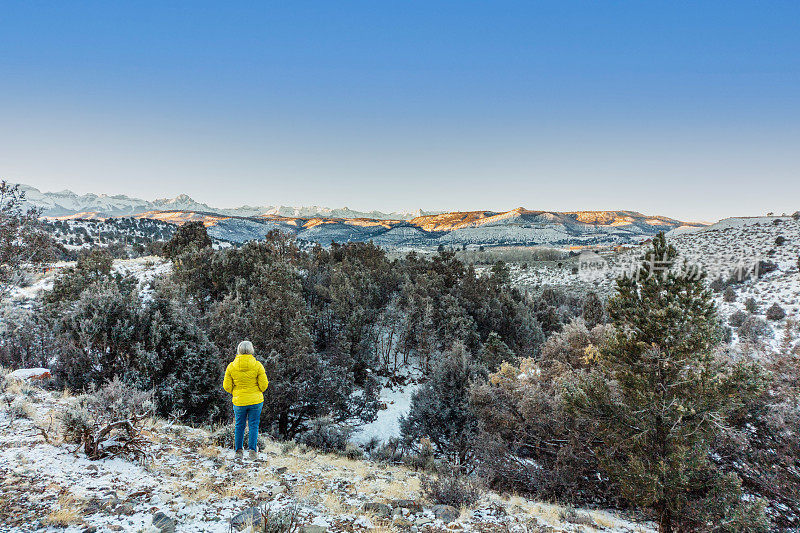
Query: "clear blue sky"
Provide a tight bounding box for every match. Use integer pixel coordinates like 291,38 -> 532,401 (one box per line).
1,1 -> 798,221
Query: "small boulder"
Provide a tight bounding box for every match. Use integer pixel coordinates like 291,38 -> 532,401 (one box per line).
230,507 -> 264,531
432,504 -> 460,523
269,484 -> 287,499
391,499 -> 423,513
566,512 -> 596,527
7,368 -> 51,381
486,502 -> 506,517
115,502 -> 135,516
393,516 -> 414,528
364,502 -> 392,518
152,511 -> 178,533
301,526 -> 327,533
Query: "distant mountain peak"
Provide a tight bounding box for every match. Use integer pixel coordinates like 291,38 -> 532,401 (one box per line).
170,194 -> 194,203
15,183 -> 425,221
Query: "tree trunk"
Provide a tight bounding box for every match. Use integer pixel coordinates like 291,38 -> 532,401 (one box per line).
278,411 -> 288,438
659,504 -> 673,533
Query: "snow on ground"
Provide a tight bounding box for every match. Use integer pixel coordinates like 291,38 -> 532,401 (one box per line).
0,379 -> 655,533
112,256 -> 172,282
4,256 -> 171,309
4,262 -> 68,304
351,380 -> 418,445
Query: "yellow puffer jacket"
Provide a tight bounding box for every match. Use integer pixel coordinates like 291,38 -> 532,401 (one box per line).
223,354 -> 269,406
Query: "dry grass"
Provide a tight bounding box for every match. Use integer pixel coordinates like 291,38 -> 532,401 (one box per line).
3,378 -> 23,395
270,451 -> 315,473
459,505 -> 473,520
363,474 -> 420,500
504,495 -> 565,525
34,409 -> 65,445
45,493 -> 84,526
531,502 -> 564,524
253,467 -> 277,485
198,444 -> 221,458
9,397 -> 35,419
183,477 -> 220,502
590,510 -> 651,532
323,453 -> 371,478
322,492 -> 350,514
259,437 -> 282,455
173,459 -> 203,480
293,479 -> 323,501
223,479 -> 249,499
591,511 -> 619,529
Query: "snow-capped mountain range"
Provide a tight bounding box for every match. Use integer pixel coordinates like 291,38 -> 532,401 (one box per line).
17,183 -> 706,247
16,184 -> 423,220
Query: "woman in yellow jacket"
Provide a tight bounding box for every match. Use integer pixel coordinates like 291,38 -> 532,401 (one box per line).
223,341 -> 268,460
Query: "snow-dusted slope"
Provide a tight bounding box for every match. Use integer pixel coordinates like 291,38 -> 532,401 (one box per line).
0,380 -> 655,533
508,216 -> 800,346
168,208 -> 698,247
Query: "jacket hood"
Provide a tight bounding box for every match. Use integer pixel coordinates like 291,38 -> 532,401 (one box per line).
234,353 -> 257,371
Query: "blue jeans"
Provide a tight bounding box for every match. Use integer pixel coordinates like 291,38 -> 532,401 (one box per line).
233,402 -> 263,451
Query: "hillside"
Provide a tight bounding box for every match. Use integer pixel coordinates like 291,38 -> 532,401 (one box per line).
508,215 -> 800,346
40,218 -> 177,249
47,208 -> 700,248
144,208 -> 701,247
0,373 -> 654,533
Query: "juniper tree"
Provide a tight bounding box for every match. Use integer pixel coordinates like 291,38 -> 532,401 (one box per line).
0,181 -> 55,299
478,331 -> 515,371
581,291 -> 606,328
129,285 -> 227,423
718,319 -> 800,528
46,248 -> 117,304
208,253 -> 379,438
52,277 -> 141,389
400,342 -> 486,467
163,220 -> 212,260
565,233 -> 767,532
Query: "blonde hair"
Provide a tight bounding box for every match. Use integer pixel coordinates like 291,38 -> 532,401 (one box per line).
237,340 -> 254,355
